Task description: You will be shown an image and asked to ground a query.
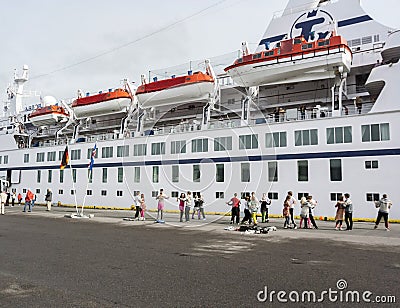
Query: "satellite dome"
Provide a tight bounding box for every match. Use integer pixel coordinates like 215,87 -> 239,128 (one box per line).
41,96 -> 57,106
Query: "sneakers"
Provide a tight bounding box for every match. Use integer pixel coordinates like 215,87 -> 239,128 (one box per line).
335,227 -> 339,231
339,227 -> 343,231
374,225 -> 378,229
386,228 -> 390,231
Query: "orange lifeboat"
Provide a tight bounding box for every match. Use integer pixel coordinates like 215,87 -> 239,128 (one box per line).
71,88 -> 132,118
28,105 -> 69,126
135,71 -> 215,108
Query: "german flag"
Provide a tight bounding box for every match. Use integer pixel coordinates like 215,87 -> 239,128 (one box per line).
60,146 -> 69,170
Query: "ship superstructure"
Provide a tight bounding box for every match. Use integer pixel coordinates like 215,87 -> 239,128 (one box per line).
0,0 -> 399,219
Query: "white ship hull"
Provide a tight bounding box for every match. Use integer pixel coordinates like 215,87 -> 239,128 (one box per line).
137,81 -> 215,108
72,97 -> 131,119
227,48 -> 352,87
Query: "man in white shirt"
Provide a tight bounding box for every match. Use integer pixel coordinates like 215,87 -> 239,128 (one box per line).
374,194 -> 392,231
0,190 -> 7,215
134,191 -> 141,220
287,191 -> 297,229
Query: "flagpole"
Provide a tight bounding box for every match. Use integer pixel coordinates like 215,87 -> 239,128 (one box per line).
66,139 -> 79,215
80,169 -> 91,216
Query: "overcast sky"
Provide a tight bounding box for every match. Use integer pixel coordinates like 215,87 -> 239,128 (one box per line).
0,0 -> 398,101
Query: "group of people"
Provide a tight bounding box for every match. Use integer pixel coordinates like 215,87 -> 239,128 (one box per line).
0,188 -> 53,214
225,190 -> 393,231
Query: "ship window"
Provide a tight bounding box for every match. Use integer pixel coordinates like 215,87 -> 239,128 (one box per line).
24,153 -> 29,163
48,170 -> 52,183
87,190 -> 92,196
216,192 -> 225,199
361,123 -> 390,142
330,193 -> 343,201
241,192 -> 251,199
241,163 -> 250,182
117,167 -> 123,183
59,189 -> 63,195
330,159 -> 342,181
47,151 -> 56,161
265,132 -> 287,148
151,142 -> 165,155
171,140 -> 186,154
252,53 -> 262,59
192,138 -> 208,153
102,168 -> 107,183
58,151 -> 64,161
3,155 -> 8,164
134,144 -> 147,156
237,58 -> 243,63
72,169 -> 77,183
36,152 -> 45,162
71,189 -> 76,195
37,170 -> 41,183
239,134 -> 258,149
216,164 -> 224,182
362,36 -> 372,45
0,156 -> 2,164
153,166 -> 159,183
374,34 -> 380,42
172,165 -> 179,183
366,193 -> 380,202
36,189 -> 40,194
134,167 -> 140,183
101,190 -> 107,196
117,190 -> 123,197
301,43 -> 312,50
171,191 -> 179,198
87,148 -> 99,159
294,38 -> 302,44
88,169 -> 93,183
214,136 -> 232,151
298,192 -> 309,200
268,161 -> 278,182
117,145 -> 129,157
318,40 -> 329,46
365,160 -> 379,169
264,51 -> 274,57
295,129 -> 318,146
326,126 -> 352,144
71,149 -> 81,160
152,191 -> 158,198
101,147 -> 113,158
59,170 -> 64,183
297,160 -> 308,182
193,165 -> 200,182
268,192 -> 279,200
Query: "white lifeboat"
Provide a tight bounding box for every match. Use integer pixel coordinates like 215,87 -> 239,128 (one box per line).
71,88 -> 132,119
28,105 -> 69,126
224,34 -> 352,87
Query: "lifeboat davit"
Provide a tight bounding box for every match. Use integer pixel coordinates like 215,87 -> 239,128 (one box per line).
135,71 -> 215,108
224,33 -> 352,87
71,88 -> 132,119
29,105 -> 69,127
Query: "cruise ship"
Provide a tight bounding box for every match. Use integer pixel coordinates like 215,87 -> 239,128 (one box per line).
1,0 -> 399,220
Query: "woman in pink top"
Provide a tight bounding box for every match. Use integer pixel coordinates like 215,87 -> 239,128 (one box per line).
177,192 -> 186,222
140,193 -> 146,221
156,189 -> 169,221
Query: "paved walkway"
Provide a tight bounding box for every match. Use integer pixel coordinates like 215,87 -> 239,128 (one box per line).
4,204 -> 400,247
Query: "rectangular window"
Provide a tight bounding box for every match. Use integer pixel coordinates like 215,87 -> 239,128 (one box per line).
241,163 -> 250,182
134,167 -> 140,183
59,170 -> 64,183
36,189 -> 40,194
87,148 -> 99,159
117,190 -> 123,197
48,170 -> 52,183
151,142 -> 166,155
117,145 -> 129,157
330,193 -> 343,201
37,170 -> 41,183
36,152 -> 45,162
365,160 -> 379,169
298,192 -> 309,200
88,169 -> 93,183
366,193 -> 380,202
171,140 -> 186,154
117,167 -> 124,183
297,160 -> 308,182
47,151 -> 56,161
102,168 -> 107,183
268,161 -> 278,182
3,155 -> 8,164
239,134 -> 258,149
362,123 -> 390,142
216,164 -> 224,182
101,190 -> 107,196
172,165 -> 179,183
295,129 -> 318,146
152,191 -> 158,198
193,165 -> 200,182
192,138 -> 208,153
265,132 -> 287,148
58,151 -> 64,161
153,166 -> 159,183
216,192 -> 225,199
72,169 -> 77,183
24,153 -> 29,163
0,156 -> 2,164
59,189 -> 63,195
71,189 -> 76,195
102,146 -> 113,158
268,192 -> 279,200
241,192 -> 251,199
171,191 -> 179,198
214,137 -> 232,151
326,126 -> 352,144
71,149 -> 81,160
87,190 -> 92,196
330,159 -> 342,181
133,144 -> 147,156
